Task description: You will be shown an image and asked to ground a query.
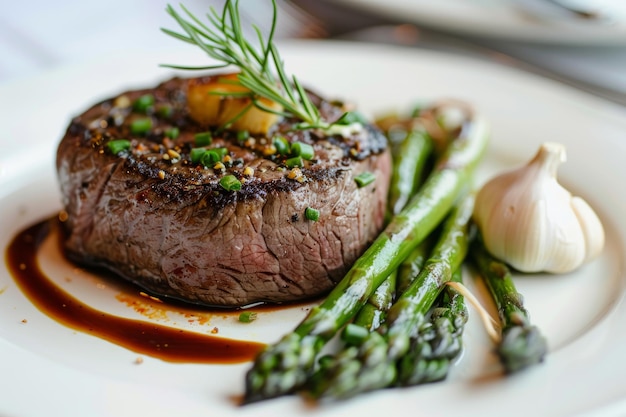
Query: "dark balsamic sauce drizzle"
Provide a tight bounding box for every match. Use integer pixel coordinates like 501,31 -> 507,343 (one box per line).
5,218 -> 266,364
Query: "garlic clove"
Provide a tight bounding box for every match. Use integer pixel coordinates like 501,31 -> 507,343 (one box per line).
571,196 -> 605,263
539,197 -> 587,274
473,142 -> 605,274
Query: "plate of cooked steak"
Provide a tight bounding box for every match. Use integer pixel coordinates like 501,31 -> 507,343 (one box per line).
1,36 -> 626,417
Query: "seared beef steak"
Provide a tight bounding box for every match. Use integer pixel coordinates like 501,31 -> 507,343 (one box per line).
56,75 -> 391,307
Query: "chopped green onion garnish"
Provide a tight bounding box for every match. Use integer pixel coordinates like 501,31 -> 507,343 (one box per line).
291,142 -> 314,160
157,104 -> 173,119
236,130 -> 249,142
192,147 -> 227,166
194,131 -> 213,146
335,111 -> 368,126
273,136 -> 290,155
133,94 -> 155,113
286,156 -> 303,168
201,150 -> 221,167
238,311 -> 257,323
106,139 -> 131,155
130,118 -> 152,135
219,174 -> 241,191
190,148 -> 206,163
355,172 -> 376,187
165,126 -> 179,139
213,147 -> 229,158
305,207 -> 319,222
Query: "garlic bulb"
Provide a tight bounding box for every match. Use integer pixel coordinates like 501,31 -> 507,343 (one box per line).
473,142 -> 605,274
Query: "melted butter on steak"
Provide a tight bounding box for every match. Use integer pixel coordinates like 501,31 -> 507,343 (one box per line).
56,75 -> 391,307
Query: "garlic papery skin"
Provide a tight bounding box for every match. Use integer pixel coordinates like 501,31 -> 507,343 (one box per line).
473,142 -> 605,274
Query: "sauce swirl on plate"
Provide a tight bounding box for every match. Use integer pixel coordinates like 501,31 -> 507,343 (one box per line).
5,218 -> 266,363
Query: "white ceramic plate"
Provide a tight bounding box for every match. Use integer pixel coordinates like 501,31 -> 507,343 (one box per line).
1,41 -> 626,417
328,0 -> 626,45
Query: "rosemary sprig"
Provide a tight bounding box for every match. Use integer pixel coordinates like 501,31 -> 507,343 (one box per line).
162,0 -> 326,129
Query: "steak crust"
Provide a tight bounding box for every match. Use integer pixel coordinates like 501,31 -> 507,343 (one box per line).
56,75 -> 391,307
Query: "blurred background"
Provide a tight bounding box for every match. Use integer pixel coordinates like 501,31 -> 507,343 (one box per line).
1,0 -> 625,105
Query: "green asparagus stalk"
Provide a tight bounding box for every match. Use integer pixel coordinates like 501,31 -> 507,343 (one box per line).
308,124 -> 432,394
354,121 -> 435,332
305,271 -> 397,398
470,238 -> 548,373
387,129 -> 433,219
308,227 -> 433,397
351,270 -> 397,332
396,268 -> 468,386
307,194 -> 475,400
396,238 -> 433,297
309,123 -> 432,396
243,117 -> 488,404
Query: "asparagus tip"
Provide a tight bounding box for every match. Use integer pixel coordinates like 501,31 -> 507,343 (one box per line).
498,325 -> 548,374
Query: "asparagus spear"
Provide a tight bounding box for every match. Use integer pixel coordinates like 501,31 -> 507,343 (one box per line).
369,101 -> 470,328
470,238 -> 548,373
357,116 -> 440,331
351,270 -> 397,332
308,124 -> 432,394
307,194 -> 475,400
307,125 -> 433,395
305,270 -> 397,398
396,238 -> 433,297
387,128 -> 433,219
396,268 -> 468,386
353,122 -> 434,333
243,117 -> 488,403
